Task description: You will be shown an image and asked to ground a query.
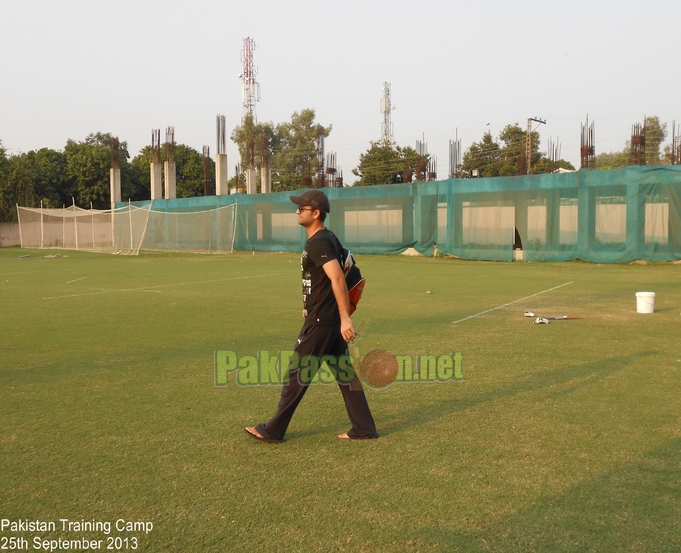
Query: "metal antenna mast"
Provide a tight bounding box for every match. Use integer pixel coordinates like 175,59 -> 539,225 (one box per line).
380,82 -> 395,145
240,37 -> 260,125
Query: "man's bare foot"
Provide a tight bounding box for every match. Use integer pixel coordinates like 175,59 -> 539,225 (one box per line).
244,427 -> 284,443
337,432 -> 379,440
245,427 -> 264,439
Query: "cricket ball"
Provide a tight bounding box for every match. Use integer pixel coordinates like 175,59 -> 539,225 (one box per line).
361,349 -> 399,389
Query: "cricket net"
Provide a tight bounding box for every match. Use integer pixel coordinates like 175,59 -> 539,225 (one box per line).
16,203 -> 236,255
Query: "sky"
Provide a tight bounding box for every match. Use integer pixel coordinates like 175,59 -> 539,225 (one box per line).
1,0 -> 679,184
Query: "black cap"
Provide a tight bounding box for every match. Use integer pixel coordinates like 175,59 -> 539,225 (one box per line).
290,190 -> 330,214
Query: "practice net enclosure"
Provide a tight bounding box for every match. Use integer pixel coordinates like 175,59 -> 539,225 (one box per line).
16,203 -> 236,255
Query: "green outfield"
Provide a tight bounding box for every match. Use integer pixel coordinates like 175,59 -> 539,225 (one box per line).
1,248 -> 679,552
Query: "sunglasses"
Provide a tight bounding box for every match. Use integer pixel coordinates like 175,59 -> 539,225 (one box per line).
296,206 -> 315,212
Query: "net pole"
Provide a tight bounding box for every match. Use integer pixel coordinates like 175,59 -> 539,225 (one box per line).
40,200 -> 44,249
129,199 -> 133,251
62,207 -> 65,250
133,202 -> 153,256
231,198 -> 237,253
17,204 -> 23,248
72,198 -> 79,250
215,207 -> 220,251
91,202 -> 95,248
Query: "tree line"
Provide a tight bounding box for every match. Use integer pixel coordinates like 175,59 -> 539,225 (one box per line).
1,114 -> 675,222
0,133 -> 210,222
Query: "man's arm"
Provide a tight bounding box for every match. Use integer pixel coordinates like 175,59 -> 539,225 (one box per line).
322,259 -> 354,343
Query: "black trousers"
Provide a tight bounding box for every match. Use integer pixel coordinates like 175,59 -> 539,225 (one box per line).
255,324 -> 378,441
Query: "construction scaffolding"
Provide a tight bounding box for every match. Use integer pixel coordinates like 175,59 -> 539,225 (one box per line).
547,137 -> 561,174
326,152 -> 339,188
580,116 -> 595,169
316,126 -> 325,188
449,133 -> 461,178
415,140 -> 427,181
630,121 -> 646,165
671,121 -> 680,165
151,129 -> 161,163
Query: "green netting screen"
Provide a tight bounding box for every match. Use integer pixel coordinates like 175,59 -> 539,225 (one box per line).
117,165 -> 681,263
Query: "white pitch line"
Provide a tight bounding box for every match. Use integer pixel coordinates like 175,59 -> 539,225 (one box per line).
452,281 -> 573,324
90,287 -> 162,293
66,277 -> 87,284
43,273 -> 283,300
0,268 -> 78,276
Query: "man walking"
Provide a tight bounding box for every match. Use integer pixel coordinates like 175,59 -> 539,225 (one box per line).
245,190 -> 378,442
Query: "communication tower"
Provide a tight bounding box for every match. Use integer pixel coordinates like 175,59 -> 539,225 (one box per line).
380,82 -> 395,145
240,37 -> 260,125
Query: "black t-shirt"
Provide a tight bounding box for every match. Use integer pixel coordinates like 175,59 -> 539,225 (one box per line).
301,228 -> 343,326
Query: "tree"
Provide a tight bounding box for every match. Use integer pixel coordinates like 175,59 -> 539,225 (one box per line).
0,145 -> 39,222
0,142 -> 13,221
231,109 -> 331,192
531,157 -> 576,173
130,146 -> 153,197
461,124 -> 573,177
19,148 -> 68,207
62,132 -> 148,207
498,124 -> 541,175
643,116 -> 667,166
275,110 -> 331,191
63,139 -> 111,208
0,140 -> 7,178
82,132 -> 146,202
173,144 -> 209,198
352,142 -> 420,185
596,116 -> 668,169
595,150 -> 629,170
231,114 -> 277,192
0,144 -> 71,221
130,144 -> 212,199
461,124 -> 541,178
461,131 -> 503,177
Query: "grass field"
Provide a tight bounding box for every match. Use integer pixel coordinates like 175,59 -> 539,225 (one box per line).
1,247 -> 680,552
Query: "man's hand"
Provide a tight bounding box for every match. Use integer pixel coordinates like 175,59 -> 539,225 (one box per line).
322,258 -> 354,342
302,309 -> 308,319
341,316 -> 354,343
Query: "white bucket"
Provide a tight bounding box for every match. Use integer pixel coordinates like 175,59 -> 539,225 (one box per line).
636,292 -> 655,314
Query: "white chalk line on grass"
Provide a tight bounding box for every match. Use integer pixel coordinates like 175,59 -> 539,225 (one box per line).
89,287 -> 162,293
0,268 -> 78,276
66,277 -> 87,284
452,281 -> 573,324
43,273 -> 283,300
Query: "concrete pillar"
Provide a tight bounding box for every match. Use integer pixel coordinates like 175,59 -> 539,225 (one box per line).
110,167 -> 121,207
164,160 -> 176,199
260,165 -> 271,194
215,154 -> 228,195
246,167 -> 257,194
150,162 -> 162,200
